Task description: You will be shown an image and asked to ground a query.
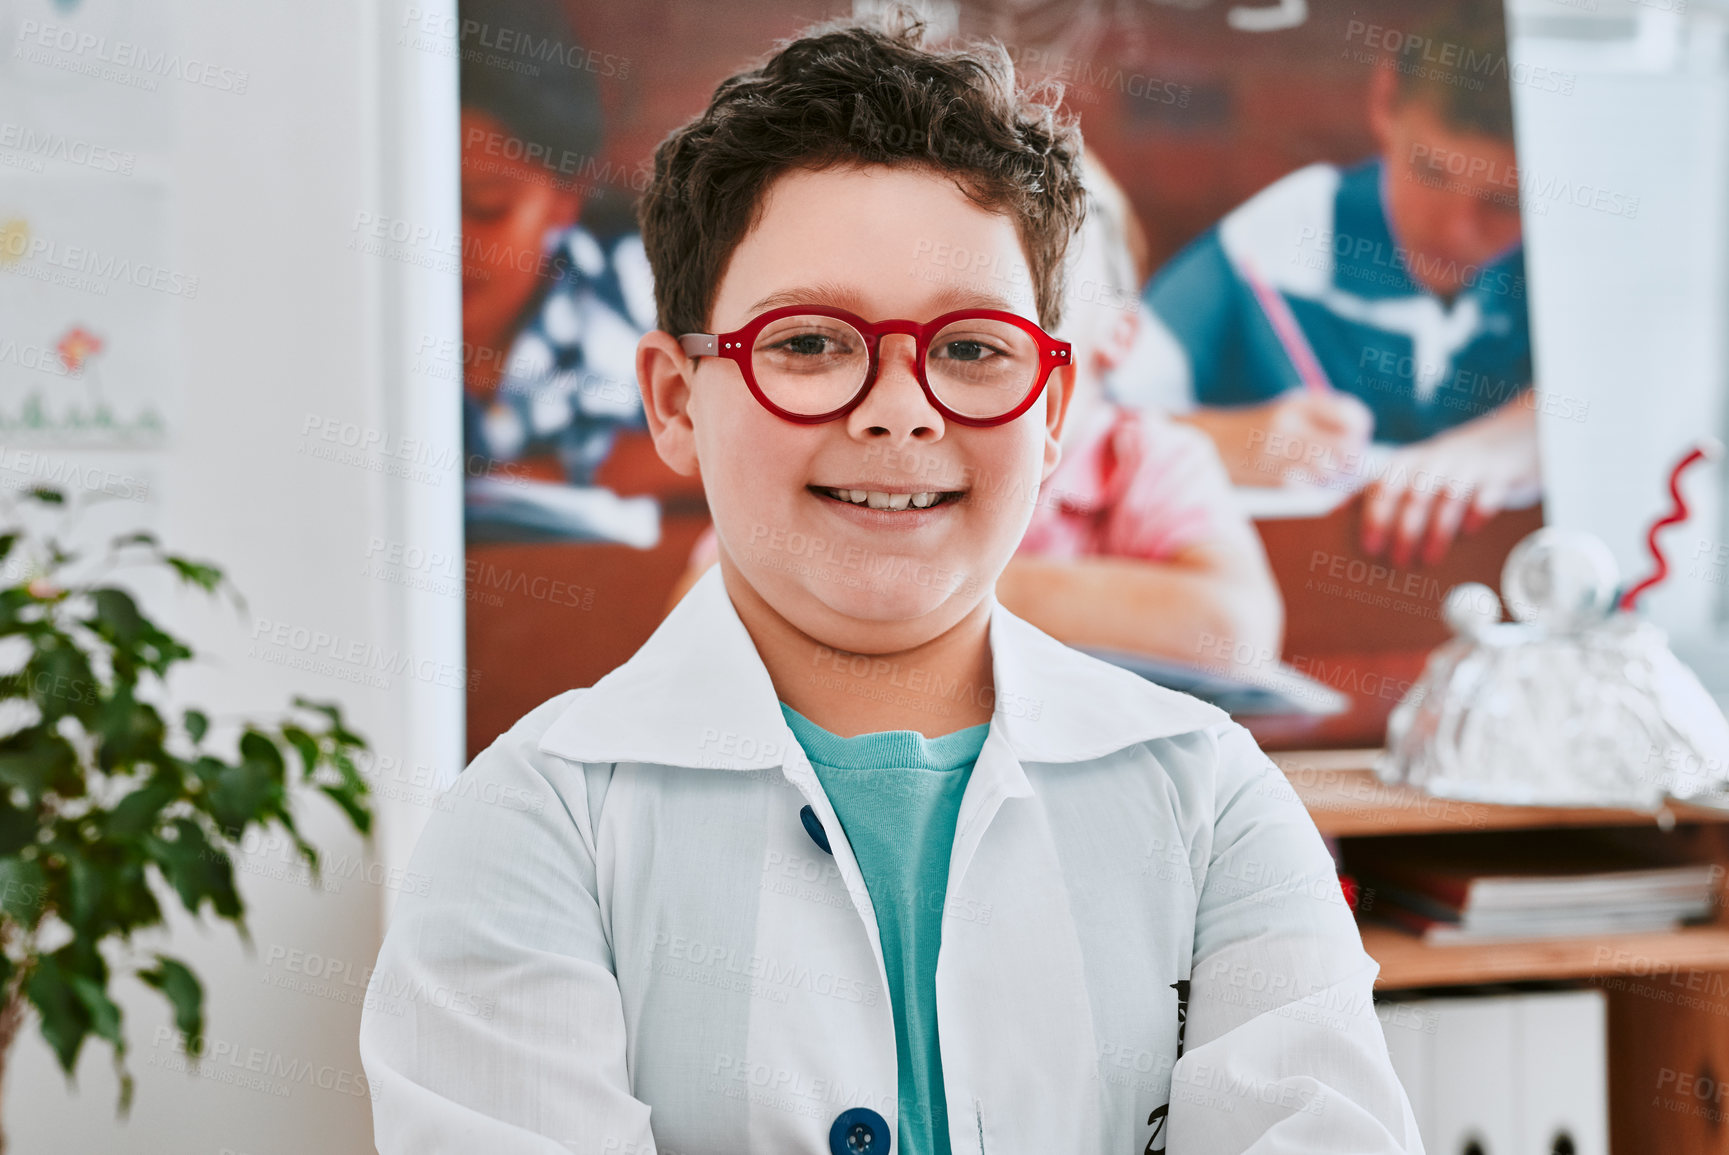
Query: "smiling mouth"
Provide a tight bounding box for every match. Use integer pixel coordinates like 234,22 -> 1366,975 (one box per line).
810,485 -> 967,511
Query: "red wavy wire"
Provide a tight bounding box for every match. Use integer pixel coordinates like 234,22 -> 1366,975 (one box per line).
1619,446 -> 1711,612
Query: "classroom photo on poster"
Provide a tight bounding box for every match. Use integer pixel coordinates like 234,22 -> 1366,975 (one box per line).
456,0 -> 1547,756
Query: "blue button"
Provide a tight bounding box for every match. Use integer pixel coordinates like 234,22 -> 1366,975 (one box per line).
800,804 -> 832,854
829,1107 -> 889,1155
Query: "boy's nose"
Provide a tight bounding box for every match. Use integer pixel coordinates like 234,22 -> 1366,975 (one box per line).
1444,195 -> 1500,258
846,332 -> 943,441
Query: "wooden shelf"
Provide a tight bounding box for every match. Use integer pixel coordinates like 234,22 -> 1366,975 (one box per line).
1274,750 -> 1729,1148
1363,922 -> 1729,990
1271,750 -> 1729,838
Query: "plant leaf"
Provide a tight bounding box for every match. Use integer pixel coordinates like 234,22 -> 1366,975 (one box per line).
0,587 -> 34,633
89,588 -> 144,645
25,957 -> 88,1073
238,731 -> 284,780
0,795 -> 36,856
0,731 -> 77,804
65,853 -> 105,931
204,761 -> 279,837
68,972 -> 123,1050
318,784 -> 373,838
0,858 -> 46,927
280,726 -> 320,780
148,818 -> 240,920
103,857 -> 162,930
137,955 -> 203,1057
106,773 -> 179,840
163,556 -> 223,593
25,641 -> 97,726
294,697 -> 367,749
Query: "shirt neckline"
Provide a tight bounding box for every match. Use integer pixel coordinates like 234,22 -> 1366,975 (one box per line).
779,702 -> 990,773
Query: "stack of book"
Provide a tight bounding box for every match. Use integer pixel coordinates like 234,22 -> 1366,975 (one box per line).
1348,832 -> 1720,944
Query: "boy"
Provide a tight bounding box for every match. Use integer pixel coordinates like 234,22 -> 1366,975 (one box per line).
667,157 -> 1285,665
1133,0 -> 1541,568
360,13 -> 1422,1154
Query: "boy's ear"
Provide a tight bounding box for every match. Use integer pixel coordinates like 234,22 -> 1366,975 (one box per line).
636,331 -> 701,478
1367,64 -> 1400,155
1041,361 -> 1076,480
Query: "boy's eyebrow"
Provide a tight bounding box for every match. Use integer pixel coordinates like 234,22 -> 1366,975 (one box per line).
747,281 -> 1023,317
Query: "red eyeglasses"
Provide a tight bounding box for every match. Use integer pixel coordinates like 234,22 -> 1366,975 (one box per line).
679,305 -> 1071,427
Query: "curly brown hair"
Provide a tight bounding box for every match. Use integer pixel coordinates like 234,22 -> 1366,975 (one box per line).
635,8 -> 1087,338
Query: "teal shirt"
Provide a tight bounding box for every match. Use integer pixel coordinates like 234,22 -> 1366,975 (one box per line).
780,704 -> 990,1155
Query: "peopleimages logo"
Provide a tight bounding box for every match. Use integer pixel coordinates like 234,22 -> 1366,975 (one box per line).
0,123 -> 135,175
15,20 -> 250,93
1344,18 -> 1575,96
398,9 -> 631,79
0,228 -> 200,298
462,125 -> 653,196
1001,44 -> 1191,107
248,616 -> 475,692
1293,225 -> 1525,300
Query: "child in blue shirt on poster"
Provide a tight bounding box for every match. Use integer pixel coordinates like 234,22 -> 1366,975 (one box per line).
1135,0 -> 1543,569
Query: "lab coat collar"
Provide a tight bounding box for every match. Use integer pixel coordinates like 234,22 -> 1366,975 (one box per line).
536,563 -> 1227,769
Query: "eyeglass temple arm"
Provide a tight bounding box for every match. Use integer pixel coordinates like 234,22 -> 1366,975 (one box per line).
679,334 -> 718,358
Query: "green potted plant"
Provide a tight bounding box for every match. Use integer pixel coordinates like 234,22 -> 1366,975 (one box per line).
0,486 -> 371,1151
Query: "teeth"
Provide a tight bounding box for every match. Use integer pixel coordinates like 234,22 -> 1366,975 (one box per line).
822,487 -> 947,509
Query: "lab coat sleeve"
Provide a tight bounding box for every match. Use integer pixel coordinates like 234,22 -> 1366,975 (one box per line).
1167,720 -> 1424,1154
358,697 -> 656,1155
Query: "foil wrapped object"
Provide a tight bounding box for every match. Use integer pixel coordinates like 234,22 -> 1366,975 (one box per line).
1376,527 -> 1729,808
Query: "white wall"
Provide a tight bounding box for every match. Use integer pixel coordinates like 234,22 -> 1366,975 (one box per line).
1509,1 -> 1729,648
0,0 -> 461,1151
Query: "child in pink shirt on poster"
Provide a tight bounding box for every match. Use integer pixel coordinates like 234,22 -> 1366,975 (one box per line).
669,158 -> 1283,665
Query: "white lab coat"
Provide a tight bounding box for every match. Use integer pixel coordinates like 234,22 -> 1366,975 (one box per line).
360,565 -> 1424,1154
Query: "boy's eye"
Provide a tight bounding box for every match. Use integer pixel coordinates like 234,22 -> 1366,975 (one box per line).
934,338 -> 1003,363
462,184 -> 519,221
781,333 -> 841,356
464,198 -> 512,222
762,326 -> 860,358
